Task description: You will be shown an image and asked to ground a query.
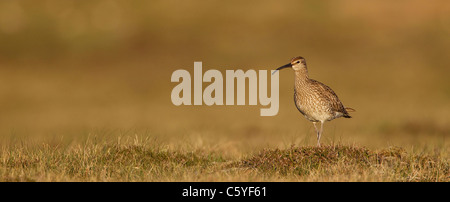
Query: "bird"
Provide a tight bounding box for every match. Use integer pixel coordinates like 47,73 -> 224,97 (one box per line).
273,56 -> 354,147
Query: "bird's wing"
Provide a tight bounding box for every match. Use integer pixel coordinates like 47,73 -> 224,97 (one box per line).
310,79 -> 348,114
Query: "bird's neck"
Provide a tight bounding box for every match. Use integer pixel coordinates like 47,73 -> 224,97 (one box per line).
294,69 -> 310,94
294,69 -> 309,84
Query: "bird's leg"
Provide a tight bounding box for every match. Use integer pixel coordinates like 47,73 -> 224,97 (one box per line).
312,122 -> 320,147
317,121 -> 324,147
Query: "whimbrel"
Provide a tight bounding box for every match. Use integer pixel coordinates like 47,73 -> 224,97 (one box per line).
273,56 -> 354,146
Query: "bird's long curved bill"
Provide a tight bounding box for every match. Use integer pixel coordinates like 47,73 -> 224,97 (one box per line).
272,63 -> 292,75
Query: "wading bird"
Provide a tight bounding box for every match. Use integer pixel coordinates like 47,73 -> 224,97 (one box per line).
273,56 -> 354,146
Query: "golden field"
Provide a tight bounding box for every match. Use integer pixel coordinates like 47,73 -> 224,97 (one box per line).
0,0 -> 449,181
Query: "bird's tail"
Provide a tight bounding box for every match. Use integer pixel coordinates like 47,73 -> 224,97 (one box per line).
345,107 -> 356,112
343,107 -> 355,118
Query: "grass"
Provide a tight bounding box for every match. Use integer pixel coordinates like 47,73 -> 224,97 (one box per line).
1,135 -> 447,182
234,145 -> 448,181
0,135 -> 226,181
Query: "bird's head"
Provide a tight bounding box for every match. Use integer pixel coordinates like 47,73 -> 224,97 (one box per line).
273,56 -> 307,75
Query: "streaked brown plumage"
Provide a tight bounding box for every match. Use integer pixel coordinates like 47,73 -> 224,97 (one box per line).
274,56 -> 354,146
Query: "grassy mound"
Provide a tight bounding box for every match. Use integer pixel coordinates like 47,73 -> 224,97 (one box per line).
234,145 -> 448,181
1,137 -> 448,181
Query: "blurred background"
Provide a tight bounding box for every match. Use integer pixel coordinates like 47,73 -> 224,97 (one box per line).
0,0 -> 449,152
